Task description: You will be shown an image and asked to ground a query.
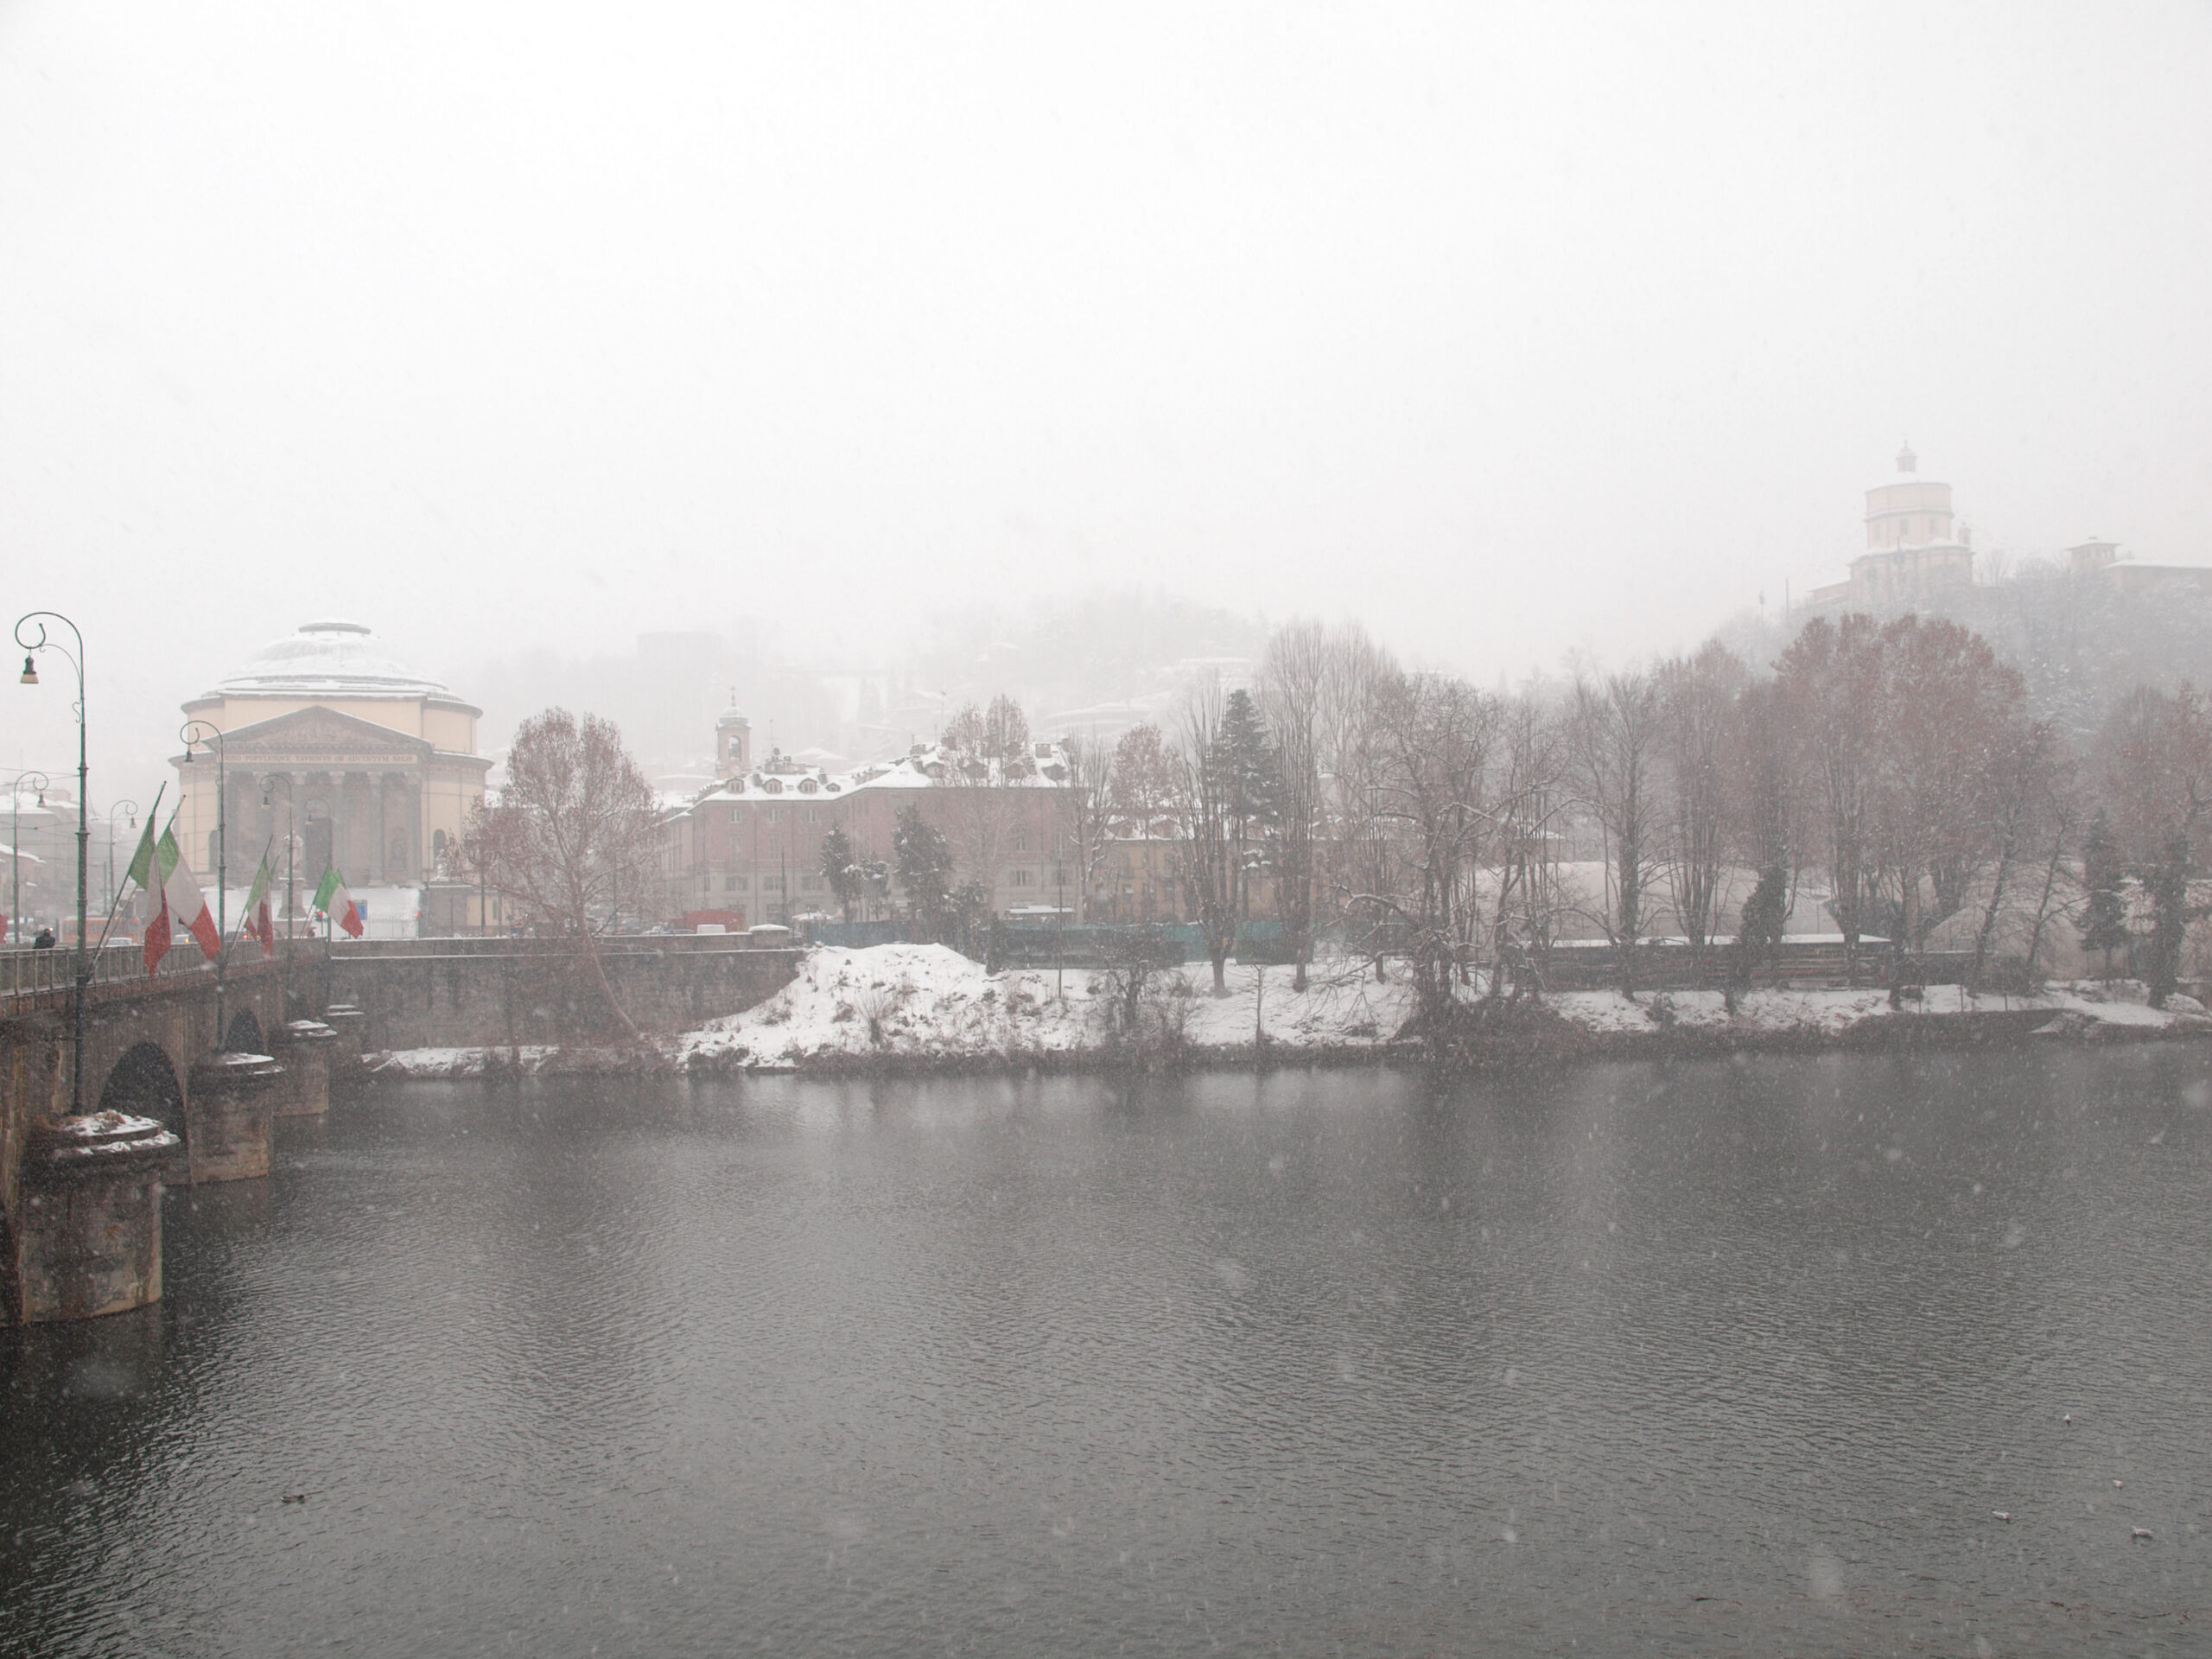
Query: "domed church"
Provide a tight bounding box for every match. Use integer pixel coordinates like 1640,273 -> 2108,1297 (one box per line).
173,623 -> 490,919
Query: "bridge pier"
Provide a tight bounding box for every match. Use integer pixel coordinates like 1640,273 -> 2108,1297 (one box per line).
321,1005 -> 368,1090
15,1112 -> 179,1322
270,1020 -> 337,1116
184,1052 -> 286,1183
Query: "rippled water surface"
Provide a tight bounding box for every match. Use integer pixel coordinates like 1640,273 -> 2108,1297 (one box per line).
5,1049 -> 2210,1656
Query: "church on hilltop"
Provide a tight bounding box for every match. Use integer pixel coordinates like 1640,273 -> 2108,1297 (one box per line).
172,621 -> 490,931
1807,445 -> 1977,611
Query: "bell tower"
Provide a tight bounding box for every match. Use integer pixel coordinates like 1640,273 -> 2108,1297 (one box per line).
715,696 -> 753,779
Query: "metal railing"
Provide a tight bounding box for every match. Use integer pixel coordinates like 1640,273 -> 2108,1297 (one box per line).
0,939 -> 297,1010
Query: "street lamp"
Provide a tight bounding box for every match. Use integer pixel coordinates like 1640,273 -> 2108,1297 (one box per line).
7,769 -> 50,948
181,718 -> 229,1051
103,798 -> 141,912
17,609 -> 92,1113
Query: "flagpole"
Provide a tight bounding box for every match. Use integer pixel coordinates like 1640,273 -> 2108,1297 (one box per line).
142,805 -> 185,976
92,782 -> 164,957
233,836 -> 275,950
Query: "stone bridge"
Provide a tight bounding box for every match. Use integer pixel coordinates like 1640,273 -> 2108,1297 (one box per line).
1,937 -> 798,1325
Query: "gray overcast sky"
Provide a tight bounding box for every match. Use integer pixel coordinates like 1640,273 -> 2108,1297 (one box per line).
3,1 -> 2209,795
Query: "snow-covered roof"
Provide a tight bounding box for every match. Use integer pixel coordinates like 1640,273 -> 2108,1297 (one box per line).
668,742 -> 1073,817
207,621 -> 456,702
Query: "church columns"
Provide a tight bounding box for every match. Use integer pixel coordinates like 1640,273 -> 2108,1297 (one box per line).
286,772 -> 308,925
370,772 -> 387,886
334,772 -> 353,886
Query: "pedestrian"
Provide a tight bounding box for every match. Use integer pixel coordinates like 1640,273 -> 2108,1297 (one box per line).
32,925 -> 56,950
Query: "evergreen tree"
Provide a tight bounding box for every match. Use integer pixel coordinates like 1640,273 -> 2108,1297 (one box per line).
2078,808 -> 2129,977
819,824 -> 865,923
893,803 -> 955,940
1726,859 -> 1789,1011
1216,690 -> 1278,828
1213,688 -> 1279,919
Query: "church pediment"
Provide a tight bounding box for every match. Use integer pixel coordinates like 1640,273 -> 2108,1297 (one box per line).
211,707 -> 434,765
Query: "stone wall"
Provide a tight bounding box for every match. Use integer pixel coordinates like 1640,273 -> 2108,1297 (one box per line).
324,942 -> 800,1050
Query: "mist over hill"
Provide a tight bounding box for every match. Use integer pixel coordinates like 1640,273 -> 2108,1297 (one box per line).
468,588 -> 1268,786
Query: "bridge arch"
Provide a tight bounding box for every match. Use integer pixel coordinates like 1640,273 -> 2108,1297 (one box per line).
99,1041 -> 186,1143
225,1009 -> 266,1054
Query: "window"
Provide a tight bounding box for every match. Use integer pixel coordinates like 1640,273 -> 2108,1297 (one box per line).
728,875 -> 747,892
761,875 -> 785,892
805,807 -> 819,823
766,807 -> 781,823
1012,833 -> 1028,853
1012,868 -> 1034,887
801,874 -> 822,891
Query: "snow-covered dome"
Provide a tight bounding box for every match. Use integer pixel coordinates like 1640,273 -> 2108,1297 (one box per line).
211,620 -> 449,699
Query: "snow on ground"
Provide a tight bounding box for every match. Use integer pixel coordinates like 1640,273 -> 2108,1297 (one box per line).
367,1045 -> 559,1079
676,944 -> 1422,1068
359,946 -> 2210,1076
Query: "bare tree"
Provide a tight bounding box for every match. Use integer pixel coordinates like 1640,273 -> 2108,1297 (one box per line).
1261,624 -> 1329,989
1777,615 -> 1885,976
1316,624 -> 1398,969
1111,722 -> 1182,827
982,693 -> 1032,763
2098,683 -> 2212,1004
938,756 -> 1014,920
468,708 -> 658,1041
1864,617 -> 2025,998
1174,690 -> 1240,995
1484,692 -> 1570,1001
1055,732 -> 1116,925
1967,717 -> 2063,988
1567,670 -> 1665,996
940,700 -> 986,753
1723,677 -> 1797,1007
2021,753 -> 2082,982
1658,643 -> 1747,958
1366,671 -> 1498,1025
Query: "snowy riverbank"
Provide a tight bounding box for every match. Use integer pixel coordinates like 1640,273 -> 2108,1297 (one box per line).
360,943 -> 2212,1080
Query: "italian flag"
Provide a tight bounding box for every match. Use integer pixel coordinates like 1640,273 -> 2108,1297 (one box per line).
238,844 -> 276,958
313,866 -> 365,938
126,813 -> 220,971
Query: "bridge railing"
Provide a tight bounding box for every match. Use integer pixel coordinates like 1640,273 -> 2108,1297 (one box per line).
0,940 -> 302,1009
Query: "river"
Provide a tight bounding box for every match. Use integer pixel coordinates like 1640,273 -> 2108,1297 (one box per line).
3,1049 -> 2208,1656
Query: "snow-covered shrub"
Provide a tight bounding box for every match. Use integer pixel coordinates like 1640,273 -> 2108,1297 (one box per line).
854,979 -> 909,1046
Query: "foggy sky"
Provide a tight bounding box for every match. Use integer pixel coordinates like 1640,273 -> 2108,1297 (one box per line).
3,1 -> 2209,802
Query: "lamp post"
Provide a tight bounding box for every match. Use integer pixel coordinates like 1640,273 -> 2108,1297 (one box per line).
181,719 -> 229,1051
7,769 -> 50,948
17,609 -> 91,1113
102,798 -> 141,912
